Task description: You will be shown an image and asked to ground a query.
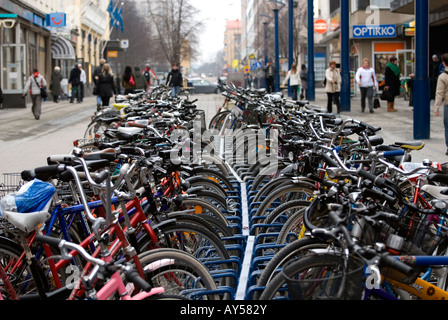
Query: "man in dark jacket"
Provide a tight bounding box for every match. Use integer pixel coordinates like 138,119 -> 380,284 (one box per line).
166,63 -> 183,98
263,61 -> 276,93
69,65 -> 81,103
93,58 -> 106,110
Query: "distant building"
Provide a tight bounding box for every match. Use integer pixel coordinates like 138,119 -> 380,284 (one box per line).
224,19 -> 242,71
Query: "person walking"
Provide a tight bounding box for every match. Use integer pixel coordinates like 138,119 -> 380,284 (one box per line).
435,53 -> 448,155
94,64 -> 117,108
134,66 -> 147,90
166,63 -> 183,98
79,64 -> 86,102
50,66 -> 63,103
142,65 -> 158,91
384,56 -> 400,112
299,64 -> 308,100
282,63 -> 300,101
355,58 -> 378,113
264,61 -> 276,94
22,68 -> 47,120
93,58 -> 106,111
121,65 -> 136,94
325,61 -> 341,114
69,64 -> 81,103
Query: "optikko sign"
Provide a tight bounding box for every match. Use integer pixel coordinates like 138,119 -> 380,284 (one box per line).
353,24 -> 396,39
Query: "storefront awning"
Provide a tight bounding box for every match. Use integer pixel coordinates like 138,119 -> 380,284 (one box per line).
51,36 -> 75,60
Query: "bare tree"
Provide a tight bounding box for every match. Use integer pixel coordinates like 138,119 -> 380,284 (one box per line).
147,0 -> 204,65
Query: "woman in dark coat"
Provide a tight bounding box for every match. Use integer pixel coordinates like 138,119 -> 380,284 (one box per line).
384,56 -> 401,112
51,66 -> 63,103
95,63 -> 117,107
121,65 -> 136,94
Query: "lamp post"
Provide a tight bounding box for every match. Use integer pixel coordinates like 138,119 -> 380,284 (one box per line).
266,0 -> 285,93
307,0 -> 315,101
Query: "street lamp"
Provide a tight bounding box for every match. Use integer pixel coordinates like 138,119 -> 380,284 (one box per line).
259,14 -> 273,66
266,0 -> 285,92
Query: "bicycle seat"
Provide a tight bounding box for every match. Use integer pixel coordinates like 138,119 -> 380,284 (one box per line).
427,173 -> 448,185
393,141 -> 425,151
2,199 -> 52,233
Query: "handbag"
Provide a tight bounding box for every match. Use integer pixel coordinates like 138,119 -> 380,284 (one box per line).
380,88 -> 393,101
34,77 -> 47,99
373,97 -> 381,109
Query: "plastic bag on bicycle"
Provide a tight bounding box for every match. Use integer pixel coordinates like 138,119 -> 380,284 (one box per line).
0,179 -> 55,215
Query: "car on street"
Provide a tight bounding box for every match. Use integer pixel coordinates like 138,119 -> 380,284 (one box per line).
187,78 -> 220,94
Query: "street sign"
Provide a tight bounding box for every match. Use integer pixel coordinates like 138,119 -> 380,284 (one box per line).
314,19 -> 328,34
244,65 -> 250,74
107,51 -> 118,58
120,39 -> 129,49
352,24 -> 396,39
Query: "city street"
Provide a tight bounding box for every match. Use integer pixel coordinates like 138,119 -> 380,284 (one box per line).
0,89 -> 446,179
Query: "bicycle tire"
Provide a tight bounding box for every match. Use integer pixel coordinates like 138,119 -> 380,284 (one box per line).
0,236 -> 47,299
254,183 -> 315,218
254,200 -> 310,238
259,253 -> 363,300
135,248 -> 220,300
177,198 -> 228,226
253,236 -> 331,299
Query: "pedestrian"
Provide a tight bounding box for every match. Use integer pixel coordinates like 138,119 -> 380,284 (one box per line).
299,64 -> 307,100
325,61 -> 341,114
282,63 -> 300,101
166,63 -> 183,98
93,58 -> 107,111
122,65 -> 136,94
50,66 -> 63,103
431,54 -> 442,100
264,61 -> 276,94
142,65 -> 158,91
384,56 -> 400,112
134,66 -> 147,90
434,53 -> 448,155
79,64 -> 86,102
69,64 -> 81,103
22,68 -> 47,120
355,58 -> 378,113
94,63 -> 117,107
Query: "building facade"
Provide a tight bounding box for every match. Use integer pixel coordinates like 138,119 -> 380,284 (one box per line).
0,0 -> 110,107
224,19 -> 242,70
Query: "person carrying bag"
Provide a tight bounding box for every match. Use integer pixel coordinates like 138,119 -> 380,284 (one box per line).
22,68 -> 47,120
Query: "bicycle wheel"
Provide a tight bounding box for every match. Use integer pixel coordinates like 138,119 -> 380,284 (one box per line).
253,236 -> 332,300
254,183 -> 315,218
0,236 -> 47,299
136,248 -> 219,300
177,198 -> 228,226
259,253 -> 364,300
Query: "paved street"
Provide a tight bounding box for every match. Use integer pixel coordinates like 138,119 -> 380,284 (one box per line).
0,89 -> 446,179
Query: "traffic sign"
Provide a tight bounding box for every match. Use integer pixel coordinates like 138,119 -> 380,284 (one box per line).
314,19 -> 328,34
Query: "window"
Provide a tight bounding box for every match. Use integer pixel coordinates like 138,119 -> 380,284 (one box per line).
351,0 -> 390,13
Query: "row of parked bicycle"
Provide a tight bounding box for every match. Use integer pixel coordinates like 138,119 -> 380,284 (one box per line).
1,82 -> 448,301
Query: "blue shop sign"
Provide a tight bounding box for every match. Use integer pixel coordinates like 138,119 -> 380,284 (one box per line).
353,24 -> 396,39
45,13 -> 66,27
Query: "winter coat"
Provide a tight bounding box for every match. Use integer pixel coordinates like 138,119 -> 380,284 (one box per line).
51,71 -> 63,96
435,68 -> 448,113
300,70 -> 308,90
97,72 -> 117,98
166,69 -> 183,87
69,67 -> 81,86
282,70 -> 300,87
325,68 -> 341,93
24,74 -> 47,96
385,65 -> 401,97
134,67 -> 147,89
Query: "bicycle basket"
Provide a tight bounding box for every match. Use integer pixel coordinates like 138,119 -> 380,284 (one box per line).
0,173 -> 24,200
282,255 -> 365,300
